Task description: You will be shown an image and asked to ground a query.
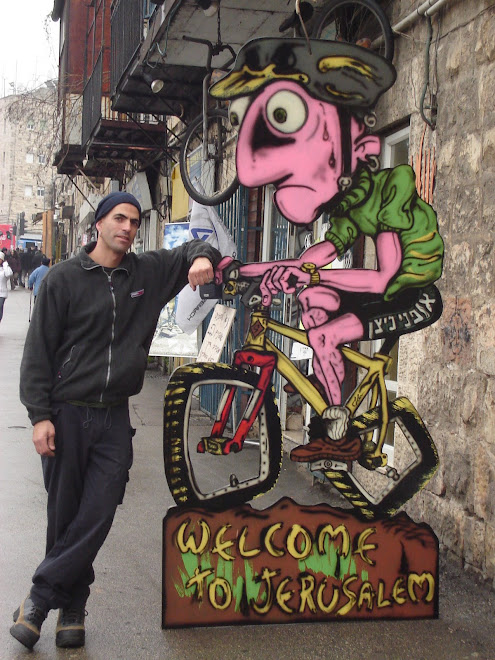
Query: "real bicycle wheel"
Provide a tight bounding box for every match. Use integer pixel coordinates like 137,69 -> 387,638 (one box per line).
312,0 -> 394,62
321,397 -> 438,519
164,363 -> 282,510
179,109 -> 239,206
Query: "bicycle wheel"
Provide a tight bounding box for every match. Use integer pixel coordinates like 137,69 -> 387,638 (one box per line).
164,363 -> 282,510
321,397 -> 438,519
312,0 -> 394,62
179,108 -> 239,206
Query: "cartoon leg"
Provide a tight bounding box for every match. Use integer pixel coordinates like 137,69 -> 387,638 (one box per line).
299,287 -> 364,406
291,288 -> 364,463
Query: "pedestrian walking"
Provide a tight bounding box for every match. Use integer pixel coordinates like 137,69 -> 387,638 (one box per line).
0,252 -> 14,323
19,247 -> 32,287
28,256 -> 50,300
6,249 -> 18,290
31,248 -> 43,271
11,191 -> 221,650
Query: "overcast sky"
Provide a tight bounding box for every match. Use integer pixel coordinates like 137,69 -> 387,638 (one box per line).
0,0 -> 58,96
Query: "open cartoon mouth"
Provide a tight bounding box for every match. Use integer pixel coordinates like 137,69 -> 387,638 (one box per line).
277,182 -> 316,192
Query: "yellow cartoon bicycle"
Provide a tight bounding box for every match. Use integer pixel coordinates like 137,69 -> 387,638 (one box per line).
164,262 -> 441,519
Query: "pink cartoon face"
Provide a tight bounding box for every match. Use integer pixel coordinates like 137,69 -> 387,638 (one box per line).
229,80 -> 381,225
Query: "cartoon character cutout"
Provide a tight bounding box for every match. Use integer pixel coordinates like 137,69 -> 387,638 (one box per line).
210,38 -> 444,463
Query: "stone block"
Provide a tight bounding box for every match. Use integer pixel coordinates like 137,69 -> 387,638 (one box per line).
471,240 -> 495,297
447,184 -> 482,236
463,515 -> 486,571
422,493 -> 465,558
479,349 -> 495,377
439,296 -> 475,368
472,443 -> 495,523
460,370 -> 488,426
421,363 -> 465,434
482,126 -> 495,170
443,432 -> 472,504
475,8 -> 495,64
458,132 -> 482,177
485,523 -> 495,580
481,378 -> 495,448
442,243 -> 473,295
479,63 -> 495,127
474,304 -> 495,370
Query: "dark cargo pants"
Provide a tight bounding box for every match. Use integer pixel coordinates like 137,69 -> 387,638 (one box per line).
30,402 -> 134,611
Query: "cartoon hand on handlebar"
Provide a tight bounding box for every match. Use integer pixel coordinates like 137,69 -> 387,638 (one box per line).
259,266 -> 311,306
214,256 -> 235,284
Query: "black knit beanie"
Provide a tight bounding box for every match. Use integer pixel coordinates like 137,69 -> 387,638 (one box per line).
94,192 -> 142,225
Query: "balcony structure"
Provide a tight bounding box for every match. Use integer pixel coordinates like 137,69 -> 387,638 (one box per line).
111,0 -> 294,121
81,52 -> 166,178
53,0 -> 167,180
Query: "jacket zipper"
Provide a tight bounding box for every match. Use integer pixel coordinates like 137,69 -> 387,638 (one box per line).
101,272 -> 117,402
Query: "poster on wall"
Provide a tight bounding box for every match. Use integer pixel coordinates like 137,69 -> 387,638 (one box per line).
148,222 -> 199,357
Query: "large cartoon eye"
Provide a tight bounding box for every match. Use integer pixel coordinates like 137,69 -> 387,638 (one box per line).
229,96 -> 251,128
266,90 -> 308,134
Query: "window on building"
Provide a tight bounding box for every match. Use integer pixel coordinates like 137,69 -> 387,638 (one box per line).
37,187 -> 45,197
40,119 -> 47,131
25,185 -> 33,197
1,184 -> 4,200
38,154 -> 46,164
27,117 -> 35,130
26,153 -> 34,164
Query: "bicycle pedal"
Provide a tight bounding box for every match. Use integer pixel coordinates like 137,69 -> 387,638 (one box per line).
310,459 -> 349,472
199,437 -> 242,455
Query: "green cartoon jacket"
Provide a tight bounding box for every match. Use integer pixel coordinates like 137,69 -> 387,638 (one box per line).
325,165 -> 444,301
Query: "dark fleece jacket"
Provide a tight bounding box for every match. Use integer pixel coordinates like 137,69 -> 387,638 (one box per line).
20,240 -> 221,424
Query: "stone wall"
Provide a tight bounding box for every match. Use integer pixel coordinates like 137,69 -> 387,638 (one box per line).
375,1 -> 495,584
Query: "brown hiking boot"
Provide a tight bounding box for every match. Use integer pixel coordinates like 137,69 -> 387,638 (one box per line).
290,433 -> 362,463
10,597 -> 47,649
56,607 -> 86,648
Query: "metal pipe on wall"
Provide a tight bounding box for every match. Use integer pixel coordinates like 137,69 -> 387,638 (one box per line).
392,0 -> 451,35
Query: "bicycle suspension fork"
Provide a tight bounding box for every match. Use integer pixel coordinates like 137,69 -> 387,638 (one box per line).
199,350 -> 276,456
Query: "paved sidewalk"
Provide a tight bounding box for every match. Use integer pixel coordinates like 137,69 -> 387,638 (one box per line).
1,287 -> 494,659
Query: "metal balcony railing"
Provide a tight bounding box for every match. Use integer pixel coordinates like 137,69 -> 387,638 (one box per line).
83,51 -> 161,149
111,0 -> 145,96
82,52 -> 103,148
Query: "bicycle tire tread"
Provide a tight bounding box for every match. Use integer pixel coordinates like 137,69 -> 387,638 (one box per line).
179,110 -> 239,206
312,0 -> 394,62
324,397 -> 438,519
164,363 -> 282,510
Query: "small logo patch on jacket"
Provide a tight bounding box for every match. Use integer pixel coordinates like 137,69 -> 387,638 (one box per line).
130,289 -> 145,298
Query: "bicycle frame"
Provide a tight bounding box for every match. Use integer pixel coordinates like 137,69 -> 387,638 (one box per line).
207,306 -> 392,466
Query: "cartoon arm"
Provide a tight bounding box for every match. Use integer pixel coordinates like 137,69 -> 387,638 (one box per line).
214,242 -> 338,284
263,232 -> 402,303
316,232 -> 402,293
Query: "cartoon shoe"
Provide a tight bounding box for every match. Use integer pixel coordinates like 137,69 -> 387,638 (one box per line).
290,414 -> 362,463
290,434 -> 362,463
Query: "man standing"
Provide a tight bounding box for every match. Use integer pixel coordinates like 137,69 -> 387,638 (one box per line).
11,191 -> 221,650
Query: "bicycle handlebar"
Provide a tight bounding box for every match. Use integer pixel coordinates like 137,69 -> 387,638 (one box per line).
199,260 -> 285,309
182,35 -> 236,71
